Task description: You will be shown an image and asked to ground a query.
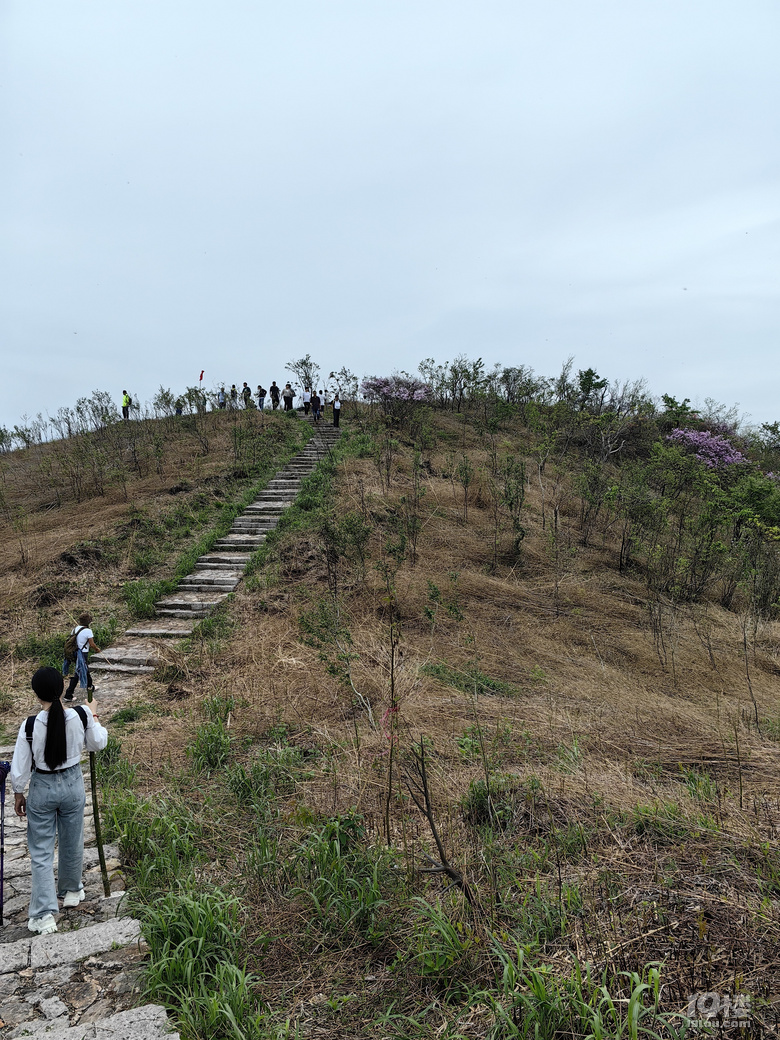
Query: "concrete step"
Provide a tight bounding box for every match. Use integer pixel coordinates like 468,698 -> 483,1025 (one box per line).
176,584 -> 237,594
89,662 -> 157,674
179,578 -> 241,586
156,608 -> 210,618
180,573 -> 240,586
125,625 -> 194,637
245,500 -> 291,509
213,540 -> 264,550
197,553 -> 250,564
194,564 -> 246,574
155,597 -> 227,610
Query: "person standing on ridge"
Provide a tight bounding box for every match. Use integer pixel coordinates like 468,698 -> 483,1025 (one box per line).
256,385 -> 266,410
230,385 -> 238,408
332,393 -> 341,428
121,391 -> 130,420
269,382 -> 281,410
217,387 -> 227,410
10,667 -> 108,935
242,382 -> 252,408
311,390 -> 321,423
302,387 -> 311,415
282,383 -> 295,411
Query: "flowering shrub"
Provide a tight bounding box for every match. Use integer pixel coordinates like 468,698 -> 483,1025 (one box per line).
667,428 -> 746,469
361,374 -> 431,424
361,375 -> 431,404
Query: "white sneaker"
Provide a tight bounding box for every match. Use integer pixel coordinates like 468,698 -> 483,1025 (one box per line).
28,914 -> 58,934
62,888 -> 86,908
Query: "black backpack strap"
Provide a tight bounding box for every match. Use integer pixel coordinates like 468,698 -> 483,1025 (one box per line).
25,715 -> 36,768
73,705 -> 89,732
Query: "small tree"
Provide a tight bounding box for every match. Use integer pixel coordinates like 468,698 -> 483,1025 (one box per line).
285,353 -> 320,394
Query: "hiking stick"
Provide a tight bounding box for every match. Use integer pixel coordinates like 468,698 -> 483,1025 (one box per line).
0,761 -> 10,925
86,691 -> 110,897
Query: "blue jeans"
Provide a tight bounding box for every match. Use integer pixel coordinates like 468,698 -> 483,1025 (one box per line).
26,764 -> 86,918
63,650 -> 89,691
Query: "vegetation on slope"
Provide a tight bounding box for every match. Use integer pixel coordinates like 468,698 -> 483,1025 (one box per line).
6,359 -> 780,1037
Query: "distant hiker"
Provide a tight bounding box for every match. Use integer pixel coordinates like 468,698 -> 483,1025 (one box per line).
256,385 -> 266,410
175,398 -> 184,416
10,667 -> 108,935
311,391 -> 321,423
62,613 -> 100,700
242,382 -> 252,408
282,383 -> 294,411
230,385 -> 238,408
121,391 -> 131,420
302,387 -> 311,415
333,393 -> 341,428
270,382 -> 280,410
217,387 -> 227,410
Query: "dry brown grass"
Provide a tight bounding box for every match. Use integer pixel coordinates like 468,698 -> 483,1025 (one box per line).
8,408 -> 780,1021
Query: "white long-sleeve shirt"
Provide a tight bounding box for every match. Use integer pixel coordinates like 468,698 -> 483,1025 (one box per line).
11,708 -> 109,792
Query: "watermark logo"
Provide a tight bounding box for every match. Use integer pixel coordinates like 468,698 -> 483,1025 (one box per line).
687,992 -> 752,1029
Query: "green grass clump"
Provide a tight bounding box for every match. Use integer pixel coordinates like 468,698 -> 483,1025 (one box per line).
94,736 -> 138,788
422,661 -> 517,698
140,885 -> 269,1040
290,814 -> 397,945
103,792 -> 203,897
110,702 -> 156,726
187,719 -> 232,774
121,578 -> 177,619
14,617 -> 119,667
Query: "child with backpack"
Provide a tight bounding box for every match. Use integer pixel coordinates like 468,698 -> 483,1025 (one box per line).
62,613 -> 101,700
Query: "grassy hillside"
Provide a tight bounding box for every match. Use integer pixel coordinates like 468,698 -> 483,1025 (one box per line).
5,370 -> 780,1038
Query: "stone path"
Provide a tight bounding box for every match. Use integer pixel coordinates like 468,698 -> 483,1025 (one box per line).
0,416 -> 341,1038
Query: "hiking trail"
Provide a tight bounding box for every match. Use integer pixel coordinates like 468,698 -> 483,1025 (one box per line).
0,416 -> 340,1038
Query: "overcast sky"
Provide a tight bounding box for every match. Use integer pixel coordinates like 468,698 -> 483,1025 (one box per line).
2,1 -> 778,431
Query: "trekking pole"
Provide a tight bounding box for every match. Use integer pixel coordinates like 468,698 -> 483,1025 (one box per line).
86,691 -> 111,897
0,761 -> 10,925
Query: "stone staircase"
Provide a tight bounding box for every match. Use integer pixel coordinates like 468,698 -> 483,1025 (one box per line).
0,772 -> 175,1038
90,416 -> 341,662
0,415 -> 341,1037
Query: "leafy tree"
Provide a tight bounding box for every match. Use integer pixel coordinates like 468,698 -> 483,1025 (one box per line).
285,353 -> 320,394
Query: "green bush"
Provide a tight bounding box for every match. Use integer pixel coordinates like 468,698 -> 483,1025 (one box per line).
187,719 -> 232,774
140,886 -> 269,1040
94,736 -> 138,788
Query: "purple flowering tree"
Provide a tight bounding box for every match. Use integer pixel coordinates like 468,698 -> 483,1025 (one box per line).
666,428 -> 746,469
361,374 -> 431,423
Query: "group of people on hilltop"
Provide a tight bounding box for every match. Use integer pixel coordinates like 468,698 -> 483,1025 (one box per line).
119,383 -> 342,426
215,382 -> 341,426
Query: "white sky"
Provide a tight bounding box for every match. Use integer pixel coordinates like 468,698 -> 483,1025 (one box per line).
2,1 -> 778,429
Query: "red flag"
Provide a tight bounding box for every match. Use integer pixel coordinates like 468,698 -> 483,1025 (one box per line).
199,370 -> 204,382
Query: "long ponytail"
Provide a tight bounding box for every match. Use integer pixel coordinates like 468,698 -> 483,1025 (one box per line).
31,667 -> 68,770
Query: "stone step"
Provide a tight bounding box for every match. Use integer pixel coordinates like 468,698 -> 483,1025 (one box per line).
176,584 -> 237,595
179,574 -> 240,586
197,553 -> 250,564
6,1002 -> 177,1040
214,532 -> 267,541
89,662 -> 157,674
245,500 -> 291,509
125,625 -> 194,637
156,608 -> 210,618
213,540 -> 264,550
155,598 -> 227,610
